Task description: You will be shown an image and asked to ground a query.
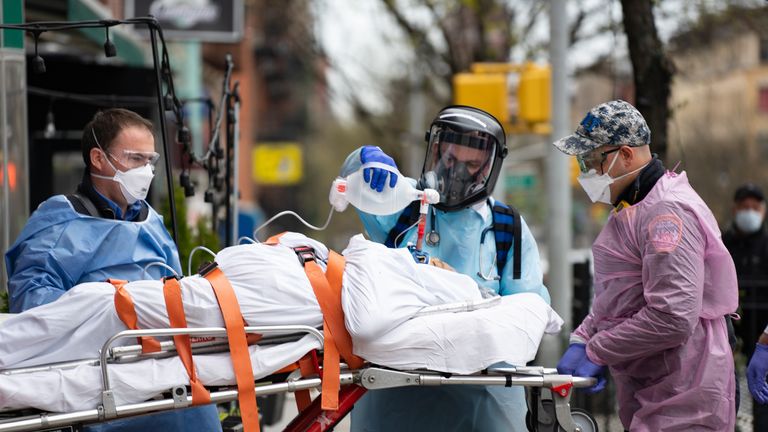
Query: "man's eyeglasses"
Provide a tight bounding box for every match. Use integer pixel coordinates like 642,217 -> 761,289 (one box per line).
576,147 -> 622,174
109,150 -> 160,170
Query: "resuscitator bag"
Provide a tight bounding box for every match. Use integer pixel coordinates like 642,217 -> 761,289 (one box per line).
329,162 -> 438,216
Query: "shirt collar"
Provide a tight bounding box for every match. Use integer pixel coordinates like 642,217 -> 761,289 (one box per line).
93,189 -> 143,221
613,155 -> 665,209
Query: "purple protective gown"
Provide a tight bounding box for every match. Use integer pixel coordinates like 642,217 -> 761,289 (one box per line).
573,171 -> 737,431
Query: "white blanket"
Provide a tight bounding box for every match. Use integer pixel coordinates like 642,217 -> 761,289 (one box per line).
0,233 -> 562,412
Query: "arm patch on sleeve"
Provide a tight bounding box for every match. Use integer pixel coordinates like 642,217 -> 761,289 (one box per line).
648,214 -> 683,253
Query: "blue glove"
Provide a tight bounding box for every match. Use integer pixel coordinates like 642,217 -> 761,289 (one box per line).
748,343 -> 768,405
556,343 -> 586,375
574,355 -> 607,394
360,146 -> 398,192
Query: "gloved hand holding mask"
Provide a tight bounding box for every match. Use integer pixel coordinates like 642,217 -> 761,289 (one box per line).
360,146 -> 398,192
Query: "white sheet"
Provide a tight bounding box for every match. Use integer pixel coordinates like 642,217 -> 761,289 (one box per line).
0,233 -> 562,412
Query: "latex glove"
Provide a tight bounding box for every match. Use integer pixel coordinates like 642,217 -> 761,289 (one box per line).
556,343 -> 586,375
360,146 -> 398,192
748,343 -> 768,405
574,355 -> 607,394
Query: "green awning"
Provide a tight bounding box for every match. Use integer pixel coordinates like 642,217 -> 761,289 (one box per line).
2,0 -> 24,50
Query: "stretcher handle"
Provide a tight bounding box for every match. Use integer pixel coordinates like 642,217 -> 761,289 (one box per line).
98,325 -> 323,393
0,374 -> 356,432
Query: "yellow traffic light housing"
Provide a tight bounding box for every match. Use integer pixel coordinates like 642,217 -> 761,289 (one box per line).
452,62 -> 551,135
518,63 -> 551,124
452,72 -> 509,124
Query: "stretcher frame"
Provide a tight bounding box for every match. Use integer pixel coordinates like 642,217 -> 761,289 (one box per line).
0,326 -> 596,432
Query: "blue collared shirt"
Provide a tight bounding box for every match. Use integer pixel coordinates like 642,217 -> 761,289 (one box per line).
94,190 -> 143,221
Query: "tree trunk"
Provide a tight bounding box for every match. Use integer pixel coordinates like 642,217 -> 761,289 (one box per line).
620,0 -> 674,160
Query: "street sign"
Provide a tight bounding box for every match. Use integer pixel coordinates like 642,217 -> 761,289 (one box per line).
505,174 -> 536,190
125,0 -> 244,43
252,143 -> 303,185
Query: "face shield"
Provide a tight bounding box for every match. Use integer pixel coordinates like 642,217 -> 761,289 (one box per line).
420,125 -> 498,210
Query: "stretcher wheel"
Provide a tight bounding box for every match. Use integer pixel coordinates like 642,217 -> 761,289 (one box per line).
525,401 -> 598,432
567,408 -> 598,432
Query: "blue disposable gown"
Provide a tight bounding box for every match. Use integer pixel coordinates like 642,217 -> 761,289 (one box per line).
341,151 -> 549,432
4,194 -> 222,432
6,195 -> 181,311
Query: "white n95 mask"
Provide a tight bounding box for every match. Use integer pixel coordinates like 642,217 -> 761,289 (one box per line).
92,163 -> 154,204
577,151 -> 647,204
90,129 -> 155,204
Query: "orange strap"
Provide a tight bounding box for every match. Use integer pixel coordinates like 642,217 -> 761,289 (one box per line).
162,278 -> 212,406
309,252 -> 364,369
109,278 -> 161,353
204,268 -> 260,432
326,251 -> 363,369
265,232 -> 286,245
303,251 -> 363,410
294,354 -> 316,411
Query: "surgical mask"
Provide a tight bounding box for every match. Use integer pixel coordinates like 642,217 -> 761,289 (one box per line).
577,151 -> 647,204
90,129 -> 155,204
735,209 -> 764,234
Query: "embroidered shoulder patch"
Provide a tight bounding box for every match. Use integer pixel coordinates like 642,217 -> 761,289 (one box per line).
648,214 -> 683,253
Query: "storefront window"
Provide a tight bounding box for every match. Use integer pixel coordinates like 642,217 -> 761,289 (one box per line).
1,53 -> 28,291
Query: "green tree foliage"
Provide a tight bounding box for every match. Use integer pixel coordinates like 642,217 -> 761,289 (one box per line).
159,187 -> 221,276
0,290 -> 8,314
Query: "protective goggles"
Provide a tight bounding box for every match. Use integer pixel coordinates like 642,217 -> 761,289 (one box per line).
109,149 -> 160,170
576,146 -> 622,174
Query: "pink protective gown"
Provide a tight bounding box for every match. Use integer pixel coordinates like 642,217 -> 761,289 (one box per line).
573,171 -> 738,431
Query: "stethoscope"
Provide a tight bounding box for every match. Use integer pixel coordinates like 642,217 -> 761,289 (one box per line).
478,224 -> 500,281
424,207 -> 499,281
425,206 -> 440,246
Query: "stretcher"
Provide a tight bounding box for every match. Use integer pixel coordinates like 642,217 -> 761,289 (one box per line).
0,234 -> 596,431
0,322 -> 598,432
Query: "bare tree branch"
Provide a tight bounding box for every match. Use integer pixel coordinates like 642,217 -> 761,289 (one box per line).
620,0 -> 674,159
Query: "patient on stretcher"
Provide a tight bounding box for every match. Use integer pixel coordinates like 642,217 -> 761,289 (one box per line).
0,232 -> 562,412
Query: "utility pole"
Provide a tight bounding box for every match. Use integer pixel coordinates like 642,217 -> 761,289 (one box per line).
544,0 -> 572,364
406,69 -> 426,177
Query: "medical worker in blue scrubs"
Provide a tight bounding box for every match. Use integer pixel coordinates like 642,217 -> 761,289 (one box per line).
339,105 -> 549,431
5,108 -> 222,432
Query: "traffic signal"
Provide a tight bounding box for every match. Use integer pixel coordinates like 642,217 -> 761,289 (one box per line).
452,72 -> 508,124
517,63 -> 551,124
452,62 -> 551,134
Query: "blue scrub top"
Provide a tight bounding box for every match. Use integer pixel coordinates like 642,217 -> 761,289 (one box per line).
341,148 -> 550,431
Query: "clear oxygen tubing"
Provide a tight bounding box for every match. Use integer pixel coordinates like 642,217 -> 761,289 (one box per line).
238,236 -> 257,245
142,262 -> 180,279
188,245 -> 217,277
252,207 -> 335,242
393,218 -> 421,249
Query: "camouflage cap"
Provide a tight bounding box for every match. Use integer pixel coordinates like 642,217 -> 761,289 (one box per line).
553,100 -> 651,156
